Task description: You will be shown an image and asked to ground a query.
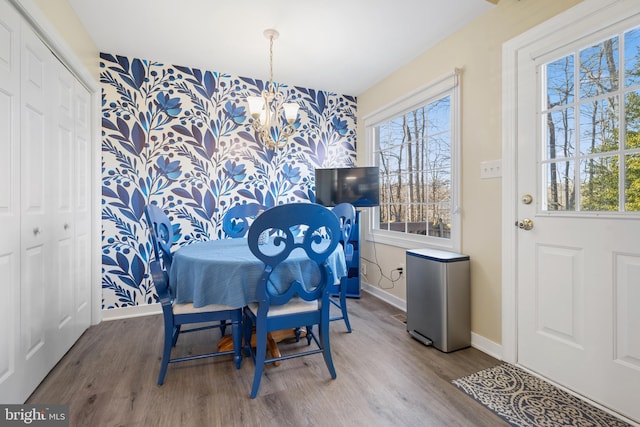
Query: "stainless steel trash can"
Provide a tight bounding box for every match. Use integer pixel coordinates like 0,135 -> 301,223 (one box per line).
406,248 -> 470,352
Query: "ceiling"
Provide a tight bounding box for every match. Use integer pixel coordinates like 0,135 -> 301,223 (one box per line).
67,0 -> 495,96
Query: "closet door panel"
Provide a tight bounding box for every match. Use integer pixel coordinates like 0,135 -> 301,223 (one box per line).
0,0 -> 21,403
19,22 -> 54,401
21,24 -> 48,248
52,61 -> 77,356
74,83 -> 91,333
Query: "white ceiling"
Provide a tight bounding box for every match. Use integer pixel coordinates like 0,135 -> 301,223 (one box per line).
67,0 -> 495,96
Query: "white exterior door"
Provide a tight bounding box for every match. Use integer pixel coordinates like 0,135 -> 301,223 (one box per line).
508,1 -> 640,423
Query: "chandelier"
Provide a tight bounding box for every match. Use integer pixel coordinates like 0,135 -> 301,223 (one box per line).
247,29 -> 300,149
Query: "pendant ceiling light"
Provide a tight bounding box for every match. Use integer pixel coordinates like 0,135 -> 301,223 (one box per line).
247,29 -> 300,149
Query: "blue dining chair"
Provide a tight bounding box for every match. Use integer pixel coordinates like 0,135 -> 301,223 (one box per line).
330,202 -> 355,332
149,260 -> 243,385
144,204 -> 175,271
222,203 -> 263,238
243,203 -> 342,398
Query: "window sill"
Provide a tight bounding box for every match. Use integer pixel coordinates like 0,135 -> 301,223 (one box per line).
364,229 -> 456,252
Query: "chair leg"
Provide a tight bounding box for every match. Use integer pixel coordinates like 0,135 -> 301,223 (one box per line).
232,317 -> 242,369
219,319 -> 227,336
250,323 -> 268,399
171,325 -> 181,346
319,319 -> 337,380
339,289 -> 352,333
305,325 -> 313,345
243,313 -> 254,359
158,326 -> 173,385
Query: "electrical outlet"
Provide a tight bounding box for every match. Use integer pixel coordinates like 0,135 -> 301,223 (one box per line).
362,263 -> 367,276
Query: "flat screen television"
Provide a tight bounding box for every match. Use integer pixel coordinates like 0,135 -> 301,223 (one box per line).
315,166 -> 380,207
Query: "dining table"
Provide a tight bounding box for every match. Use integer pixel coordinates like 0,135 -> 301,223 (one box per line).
168,237 -> 347,360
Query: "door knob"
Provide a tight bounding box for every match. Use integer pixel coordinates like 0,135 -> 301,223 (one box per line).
514,219 -> 534,230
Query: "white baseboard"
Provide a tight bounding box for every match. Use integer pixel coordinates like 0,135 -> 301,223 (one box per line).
362,281 -> 503,360
101,303 -> 162,321
361,281 -> 406,311
470,332 -> 502,360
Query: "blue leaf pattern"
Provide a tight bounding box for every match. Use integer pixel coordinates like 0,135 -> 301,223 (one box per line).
101,52 -> 356,309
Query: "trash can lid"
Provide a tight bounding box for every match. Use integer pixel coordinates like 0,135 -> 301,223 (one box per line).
406,248 -> 469,262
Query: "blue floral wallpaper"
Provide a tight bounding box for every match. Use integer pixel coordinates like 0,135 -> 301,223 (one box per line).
100,53 -> 357,310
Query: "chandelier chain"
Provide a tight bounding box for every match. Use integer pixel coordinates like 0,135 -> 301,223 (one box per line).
269,35 -> 274,91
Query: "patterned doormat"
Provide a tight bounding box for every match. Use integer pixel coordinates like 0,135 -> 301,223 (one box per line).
452,363 -> 633,427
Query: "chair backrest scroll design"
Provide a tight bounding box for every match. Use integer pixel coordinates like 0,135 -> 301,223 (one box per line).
247,203 -> 341,307
144,204 -> 175,270
223,203 -> 264,238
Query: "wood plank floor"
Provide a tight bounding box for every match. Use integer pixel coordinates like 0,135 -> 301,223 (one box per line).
27,293 -> 506,427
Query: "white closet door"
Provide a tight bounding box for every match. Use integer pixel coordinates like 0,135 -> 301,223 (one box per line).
0,0 -> 93,403
0,0 -> 22,404
19,17 -> 55,402
74,82 -> 92,336
51,59 -> 77,360
51,62 -> 93,350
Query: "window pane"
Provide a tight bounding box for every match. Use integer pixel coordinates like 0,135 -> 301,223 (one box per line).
625,153 -> 640,211
579,36 -> 619,99
428,134 -> 451,170
379,203 -> 391,229
428,97 -> 451,133
579,96 -> 619,155
408,138 -> 425,172
427,203 -> 451,238
545,108 -> 575,160
580,155 -> 619,211
545,161 -> 576,211
406,203 -> 427,235
626,90 -> 640,149
380,144 -> 407,174
378,123 -> 391,149
427,169 -> 451,204
546,55 -> 574,108
384,202 -> 408,232
624,27 -> 640,88
383,117 -> 405,148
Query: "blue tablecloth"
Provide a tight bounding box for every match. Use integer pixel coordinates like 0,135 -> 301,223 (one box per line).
169,238 -> 347,308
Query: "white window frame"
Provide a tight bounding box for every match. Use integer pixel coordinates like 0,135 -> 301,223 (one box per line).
363,69 -> 462,251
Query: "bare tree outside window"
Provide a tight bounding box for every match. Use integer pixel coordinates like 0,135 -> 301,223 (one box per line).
376,96 -> 452,238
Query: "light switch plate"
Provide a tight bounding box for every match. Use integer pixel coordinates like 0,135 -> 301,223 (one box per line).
480,160 -> 502,179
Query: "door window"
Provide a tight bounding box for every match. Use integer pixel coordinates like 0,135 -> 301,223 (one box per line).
542,26 -> 640,213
